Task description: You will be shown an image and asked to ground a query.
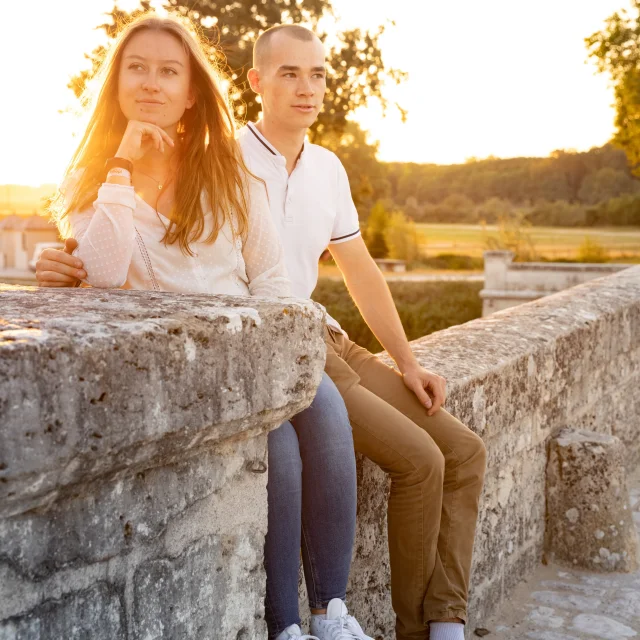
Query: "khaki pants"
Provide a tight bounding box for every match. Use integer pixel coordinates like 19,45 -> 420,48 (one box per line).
324,326 -> 487,640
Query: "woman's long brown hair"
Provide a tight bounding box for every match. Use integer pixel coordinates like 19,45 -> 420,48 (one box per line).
52,13 -> 251,254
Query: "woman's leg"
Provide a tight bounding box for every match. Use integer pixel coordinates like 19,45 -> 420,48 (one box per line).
290,373 -> 357,611
264,421 -> 303,639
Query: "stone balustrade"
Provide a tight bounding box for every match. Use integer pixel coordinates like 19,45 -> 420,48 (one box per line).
1,264 -> 639,639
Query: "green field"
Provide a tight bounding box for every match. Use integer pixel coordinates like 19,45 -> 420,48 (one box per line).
417,223 -> 640,261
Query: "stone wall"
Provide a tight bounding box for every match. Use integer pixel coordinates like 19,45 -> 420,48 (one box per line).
0,285 -> 326,639
2,265 -> 639,639
480,250 -> 629,316
346,265 -> 640,637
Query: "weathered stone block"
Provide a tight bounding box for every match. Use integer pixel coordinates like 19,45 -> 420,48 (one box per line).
0,286 -> 325,518
0,286 -> 325,638
0,583 -> 124,640
133,530 -> 265,639
2,263 -> 640,638
546,429 -> 639,572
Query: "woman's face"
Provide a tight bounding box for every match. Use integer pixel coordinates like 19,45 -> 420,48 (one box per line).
118,30 -> 195,130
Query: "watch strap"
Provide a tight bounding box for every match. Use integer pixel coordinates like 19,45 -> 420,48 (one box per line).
105,157 -> 134,174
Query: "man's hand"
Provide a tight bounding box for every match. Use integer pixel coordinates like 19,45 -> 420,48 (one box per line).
402,365 -> 447,416
35,239 -> 86,287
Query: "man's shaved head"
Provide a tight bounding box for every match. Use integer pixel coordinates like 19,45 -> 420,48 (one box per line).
253,24 -> 320,69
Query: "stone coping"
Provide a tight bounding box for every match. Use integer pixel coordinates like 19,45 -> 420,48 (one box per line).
479,289 -> 547,300
381,264 -> 640,392
0,285 -> 326,518
508,262 -> 629,273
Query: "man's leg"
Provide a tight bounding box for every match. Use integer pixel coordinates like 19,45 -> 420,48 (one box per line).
325,329 -> 486,639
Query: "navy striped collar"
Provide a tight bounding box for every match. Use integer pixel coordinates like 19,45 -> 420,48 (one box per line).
246,121 -> 308,162
247,122 -> 280,156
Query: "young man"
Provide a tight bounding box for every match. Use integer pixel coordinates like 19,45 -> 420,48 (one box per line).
36,24 -> 486,640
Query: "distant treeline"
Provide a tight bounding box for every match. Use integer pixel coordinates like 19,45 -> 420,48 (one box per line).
3,141 -> 640,228
337,139 -> 640,228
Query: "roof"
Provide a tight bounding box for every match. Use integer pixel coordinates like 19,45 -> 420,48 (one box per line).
19,215 -> 57,231
0,214 -> 24,230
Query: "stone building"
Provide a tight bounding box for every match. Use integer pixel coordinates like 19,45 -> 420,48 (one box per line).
0,214 -> 59,270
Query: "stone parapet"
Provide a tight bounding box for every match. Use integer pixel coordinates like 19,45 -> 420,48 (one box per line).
546,429 -> 638,572
350,265 -> 640,635
0,285 -> 326,639
480,250 -> 629,315
2,261 -> 640,639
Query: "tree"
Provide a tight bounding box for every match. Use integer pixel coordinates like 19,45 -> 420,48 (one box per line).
364,200 -> 389,258
384,211 -> 421,262
70,0 -> 406,146
586,2 -> 640,175
320,121 -> 389,214
577,167 -> 639,204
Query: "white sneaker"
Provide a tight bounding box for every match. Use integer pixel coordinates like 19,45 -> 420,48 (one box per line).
310,599 -> 374,640
275,624 -> 319,640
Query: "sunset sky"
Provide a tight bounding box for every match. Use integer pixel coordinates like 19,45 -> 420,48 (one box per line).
0,0 -> 629,186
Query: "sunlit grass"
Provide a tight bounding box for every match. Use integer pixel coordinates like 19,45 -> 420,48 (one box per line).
417,223 -> 640,260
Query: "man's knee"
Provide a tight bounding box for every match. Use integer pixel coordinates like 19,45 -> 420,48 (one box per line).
463,430 -> 487,483
406,436 -> 445,488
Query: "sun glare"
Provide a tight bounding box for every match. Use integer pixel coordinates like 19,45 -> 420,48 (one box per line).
0,0 -> 629,187
0,0 -> 164,187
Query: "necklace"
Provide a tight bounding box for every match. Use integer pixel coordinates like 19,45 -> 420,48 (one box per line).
134,167 -> 172,191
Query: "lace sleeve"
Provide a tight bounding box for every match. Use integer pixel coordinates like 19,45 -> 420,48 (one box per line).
242,178 -> 291,298
67,183 -> 137,288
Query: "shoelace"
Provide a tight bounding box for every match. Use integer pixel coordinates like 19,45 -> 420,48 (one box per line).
326,615 -> 373,640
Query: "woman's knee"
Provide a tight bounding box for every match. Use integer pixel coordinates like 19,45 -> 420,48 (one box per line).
311,374 -> 349,422
268,421 -> 302,479
293,374 -> 352,447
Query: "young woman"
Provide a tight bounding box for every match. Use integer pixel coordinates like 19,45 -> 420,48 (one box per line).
51,14 -> 371,640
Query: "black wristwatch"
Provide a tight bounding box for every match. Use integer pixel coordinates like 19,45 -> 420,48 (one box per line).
105,157 -> 134,174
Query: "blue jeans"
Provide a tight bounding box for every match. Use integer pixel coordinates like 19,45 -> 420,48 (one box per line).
264,373 -> 357,639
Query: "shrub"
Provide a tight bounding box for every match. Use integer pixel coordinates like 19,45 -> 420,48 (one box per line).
484,210 -> 537,261
525,200 -> 587,227
473,197 -> 514,224
384,211 -> 421,262
312,279 -> 483,353
363,200 -> 389,258
420,253 -> 484,270
577,237 -> 609,263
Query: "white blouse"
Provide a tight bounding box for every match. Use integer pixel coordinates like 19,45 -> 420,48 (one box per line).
66,178 -> 291,298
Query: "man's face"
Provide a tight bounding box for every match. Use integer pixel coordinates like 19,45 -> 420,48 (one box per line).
253,32 -> 327,130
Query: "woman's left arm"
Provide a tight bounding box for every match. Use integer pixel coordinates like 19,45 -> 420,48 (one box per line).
242,179 -> 292,298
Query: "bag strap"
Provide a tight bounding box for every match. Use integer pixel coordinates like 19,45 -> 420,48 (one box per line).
135,228 -> 161,292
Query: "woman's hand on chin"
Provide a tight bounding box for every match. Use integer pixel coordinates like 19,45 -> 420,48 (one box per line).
115,120 -> 175,163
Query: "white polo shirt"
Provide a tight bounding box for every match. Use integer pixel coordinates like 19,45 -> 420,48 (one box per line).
238,122 -> 361,330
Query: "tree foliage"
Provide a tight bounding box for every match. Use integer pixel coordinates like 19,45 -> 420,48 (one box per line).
381,144 -> 640,227
586,1 -> 640,175
70,0 -> 406,146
